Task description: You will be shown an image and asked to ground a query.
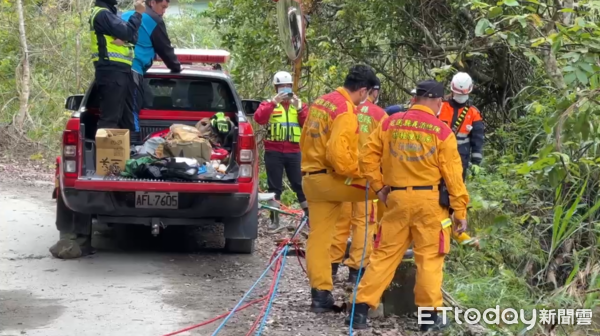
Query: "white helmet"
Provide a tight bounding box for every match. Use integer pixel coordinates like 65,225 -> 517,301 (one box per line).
450,72 -> 473,95
273,71 -> 293,85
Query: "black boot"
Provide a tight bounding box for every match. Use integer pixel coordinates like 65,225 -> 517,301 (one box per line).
268,210 -> 280,231
419,311 -> 450,332
310,289 -> 335,313
331,263 -> 340,277
347,267 -> 366,284
344,303 -> 369,329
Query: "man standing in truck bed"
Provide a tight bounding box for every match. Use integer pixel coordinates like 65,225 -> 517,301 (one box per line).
91,0 -> 145,130
48,0 -> 145,260
122,0 -> 181,141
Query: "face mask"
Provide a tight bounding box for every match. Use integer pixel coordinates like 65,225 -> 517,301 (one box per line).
358,90 -> 369,105
453,94 -> 469,104
277,87 -> 292,95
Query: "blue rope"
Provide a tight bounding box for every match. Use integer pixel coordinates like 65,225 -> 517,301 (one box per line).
349,182 -> 370,335
211,247 -> 287,336
255,244 -> 290,335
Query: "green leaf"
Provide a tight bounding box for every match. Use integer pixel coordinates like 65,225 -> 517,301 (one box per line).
475,19 -> 491,36
516,162 -> 532,175
504,0 -> 519,6
493,214 -> 510,227
579,62 -> 595,73
552,35 -> 563,54
576,69 -> 589,84
508,34 -> 516,47
485,27 -> 496,35
531,37 -> 546,47
489,6 -> 503,18
565,72 -> 577,84
562,65 -> 575,72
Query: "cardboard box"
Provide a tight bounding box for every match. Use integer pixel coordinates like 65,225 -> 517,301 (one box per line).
95,129 -> 130,176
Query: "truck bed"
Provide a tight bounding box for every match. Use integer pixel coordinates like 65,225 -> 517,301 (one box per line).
80,167 -> 239,183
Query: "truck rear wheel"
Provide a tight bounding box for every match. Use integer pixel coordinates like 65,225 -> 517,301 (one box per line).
55,191 -> 92,236
223,196 -> 258,254
224,238 -> 255,254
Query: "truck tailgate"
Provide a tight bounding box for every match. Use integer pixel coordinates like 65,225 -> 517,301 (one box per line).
75,175 -> 239,193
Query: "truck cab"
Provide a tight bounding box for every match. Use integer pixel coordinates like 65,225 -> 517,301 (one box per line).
54,49 -> 262,254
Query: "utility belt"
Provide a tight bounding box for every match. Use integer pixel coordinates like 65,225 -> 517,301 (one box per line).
390,185 -> 437,191
301,169 -> 328,177
390,183 -> 450,209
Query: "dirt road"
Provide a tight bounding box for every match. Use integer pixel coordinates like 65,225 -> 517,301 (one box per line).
0,179 -> 389,336
0,181 -> 273,336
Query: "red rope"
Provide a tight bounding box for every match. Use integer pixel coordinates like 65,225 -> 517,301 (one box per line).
258,188 -> 305,217
245,254 -> 284,336
161,296 -> 268,336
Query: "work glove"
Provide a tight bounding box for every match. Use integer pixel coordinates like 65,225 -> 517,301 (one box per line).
291,94 -> 302,109
272,92 -> 288,105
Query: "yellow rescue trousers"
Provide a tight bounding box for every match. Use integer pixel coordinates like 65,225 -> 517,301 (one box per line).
330,201 -> 377,269
355,188 -> 451,309
302,172 -> 377,291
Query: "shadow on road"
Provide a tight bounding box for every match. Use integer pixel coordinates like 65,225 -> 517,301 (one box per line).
91,222 -> 228,255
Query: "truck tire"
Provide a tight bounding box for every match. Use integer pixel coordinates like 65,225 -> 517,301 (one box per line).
55,192 -> 92,236
183,224 -> 226,252
223,196 -> 258,254
224,238 -> 255,254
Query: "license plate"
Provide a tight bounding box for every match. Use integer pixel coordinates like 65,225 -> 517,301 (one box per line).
135,192 -> 179,209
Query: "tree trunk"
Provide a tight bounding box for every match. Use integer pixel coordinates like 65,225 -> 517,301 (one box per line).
15,0 -> 31,131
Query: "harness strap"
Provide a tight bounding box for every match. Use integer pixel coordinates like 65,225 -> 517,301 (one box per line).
452,105 -> 470,135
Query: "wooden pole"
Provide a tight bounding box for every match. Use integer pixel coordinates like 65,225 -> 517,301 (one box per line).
292,57 -> 302,93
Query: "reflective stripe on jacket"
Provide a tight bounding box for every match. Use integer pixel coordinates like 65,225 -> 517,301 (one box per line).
356,99 -> 388,148
359,104 -> 469,219
90,7 -> 134,66
267,104 -> 301,143
438,100 -> 484,166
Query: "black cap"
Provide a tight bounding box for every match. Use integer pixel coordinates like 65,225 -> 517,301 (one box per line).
415,79 -> 444,98
373,76 -> 381,90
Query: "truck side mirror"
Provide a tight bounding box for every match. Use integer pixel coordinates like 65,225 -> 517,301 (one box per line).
65,94 -> 84,111
242,99 -> 261,116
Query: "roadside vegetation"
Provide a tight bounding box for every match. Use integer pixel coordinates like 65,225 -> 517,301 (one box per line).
1,0 -> 599,334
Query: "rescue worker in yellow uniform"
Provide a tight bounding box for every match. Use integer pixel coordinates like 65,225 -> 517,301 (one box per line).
301,64 -> 380,312
330,77 -> 387,284
347,80 -> 469,331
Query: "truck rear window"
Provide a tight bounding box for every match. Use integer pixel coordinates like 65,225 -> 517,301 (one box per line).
142,77 -> 237,112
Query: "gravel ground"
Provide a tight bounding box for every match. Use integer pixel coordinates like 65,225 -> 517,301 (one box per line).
0,157 -> 423,336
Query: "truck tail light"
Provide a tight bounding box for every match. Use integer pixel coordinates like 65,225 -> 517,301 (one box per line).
238,131 -> 255,183
62,130 -> 79,178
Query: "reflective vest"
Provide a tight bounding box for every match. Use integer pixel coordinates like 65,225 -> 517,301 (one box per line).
89,7 -> 134,66
267,104 -> 301,143
438,101 -> 484,167
211,112 -> 230,134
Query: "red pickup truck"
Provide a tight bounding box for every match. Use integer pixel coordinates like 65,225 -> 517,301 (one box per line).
54,50 -> 262,254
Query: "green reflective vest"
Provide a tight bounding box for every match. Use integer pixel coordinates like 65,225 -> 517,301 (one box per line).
211,112 -> 230,134
267,104 -> 301,143
89,7 -> 134,66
